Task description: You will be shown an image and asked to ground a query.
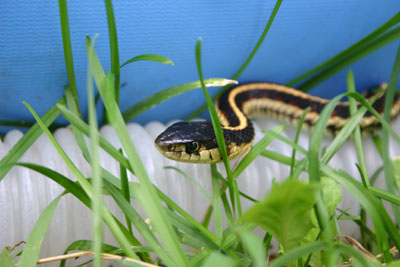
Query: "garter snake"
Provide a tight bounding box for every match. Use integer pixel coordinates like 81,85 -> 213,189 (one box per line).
155,82 -> 400,163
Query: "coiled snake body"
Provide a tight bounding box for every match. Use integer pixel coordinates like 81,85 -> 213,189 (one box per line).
155,82 -> 400,163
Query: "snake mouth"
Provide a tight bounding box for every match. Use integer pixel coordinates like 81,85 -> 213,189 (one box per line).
154,141 -> 222,163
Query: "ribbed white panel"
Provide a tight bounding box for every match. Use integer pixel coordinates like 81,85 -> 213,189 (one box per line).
0,118 -> 399,259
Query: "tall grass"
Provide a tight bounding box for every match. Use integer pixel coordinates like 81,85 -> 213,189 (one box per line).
1,1 -> 400,266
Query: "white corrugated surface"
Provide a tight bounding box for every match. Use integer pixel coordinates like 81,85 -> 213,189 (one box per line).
0,118 -> 399,259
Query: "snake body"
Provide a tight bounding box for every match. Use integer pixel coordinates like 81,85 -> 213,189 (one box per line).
155,82 -> 400,163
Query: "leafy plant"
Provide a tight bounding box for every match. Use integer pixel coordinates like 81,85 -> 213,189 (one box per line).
1,1 -> 400,266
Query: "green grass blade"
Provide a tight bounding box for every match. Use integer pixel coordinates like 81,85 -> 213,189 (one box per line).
17,162 -> 144,256
23,102 -> 94,199
236,227 -> 266,267
347,92 -> 400,143
211,164 -> 223,239
295,26 -> 400,91
270,241 -> 329,267
105,0 -> 120,103
271,242 -> 376,267
86,36 -> 188,266
58,0 -> 80,116
287,12 -> 400,87
0,247 -> 14,267
233,124 -> 285,179
196,37 -> 237,216
0,120 -> 64,129
60,240 -> 123,267
56,103 -> 131,171
120,54 -> 174,68
394,157 -> 400,192
16,162 -> 90,205
290,108 -> 310,178
381,42 -> 400,225
321,101 -> 369,165
260,149 -> 299,166
164,166 -> 211,201
122,78 -> 236,121
87,48 -> 103,267
64,85 -> 91,164
162,208 -> 222,251
308,94 -> 347,243
18,194 -> 63,266
0,97 -> 65,182
230,0 -> 282,81
186,0 -> 283,121
154,188 -> 220,245
369,186 -> 400,206
120,150 -> 133,235
262,129 -> 308,155
321,165 -> 396,260
104,180 -> 171,266
24,101 -> 139,260
347,70 -> 369,187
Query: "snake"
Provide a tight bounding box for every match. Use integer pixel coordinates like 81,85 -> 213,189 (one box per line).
154,82 -> 400,163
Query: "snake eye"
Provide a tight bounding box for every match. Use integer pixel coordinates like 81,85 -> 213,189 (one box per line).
185,142 -> 200,153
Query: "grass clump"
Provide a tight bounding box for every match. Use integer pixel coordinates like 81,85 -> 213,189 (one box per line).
1,1 -> 400,266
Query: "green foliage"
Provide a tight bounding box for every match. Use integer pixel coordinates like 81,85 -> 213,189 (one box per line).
200,252 -> 238,267
2,1 -> 400,266
393,157 -> 400,192
18,195 -> 62,266
120,54 -> 174,68
242,180 -> 317,252
301,178 -> 342,266
0,97 -> 65,182
0,247 -> 14,267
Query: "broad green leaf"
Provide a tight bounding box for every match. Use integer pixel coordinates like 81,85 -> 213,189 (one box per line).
320,177 -> 342,216
241,180 -> 317,252
200,252 -> 238,267
302,177 -> 343,266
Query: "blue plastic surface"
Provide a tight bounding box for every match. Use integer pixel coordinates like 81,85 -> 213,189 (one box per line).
0,1 -> 399,133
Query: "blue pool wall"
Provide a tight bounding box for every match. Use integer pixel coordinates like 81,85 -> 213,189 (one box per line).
0,1 -> 399,133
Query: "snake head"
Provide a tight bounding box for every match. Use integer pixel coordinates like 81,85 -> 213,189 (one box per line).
154,121 -> 222,163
